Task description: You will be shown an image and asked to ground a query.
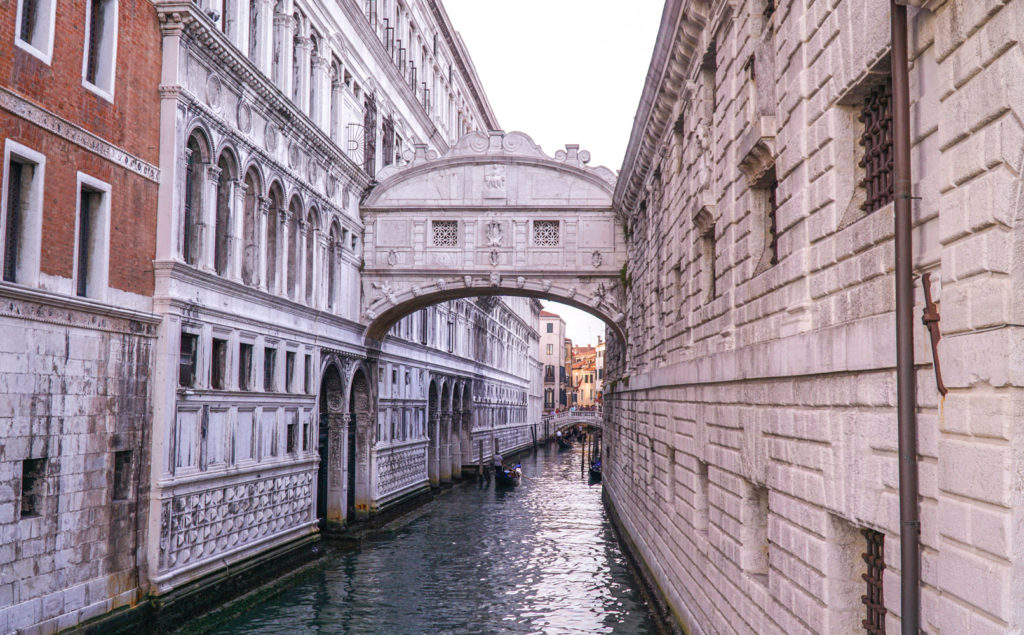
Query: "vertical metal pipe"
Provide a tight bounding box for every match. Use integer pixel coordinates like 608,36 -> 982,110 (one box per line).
891,3 -> 920,632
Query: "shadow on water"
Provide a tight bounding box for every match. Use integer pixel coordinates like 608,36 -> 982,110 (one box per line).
181,444 -> 657,635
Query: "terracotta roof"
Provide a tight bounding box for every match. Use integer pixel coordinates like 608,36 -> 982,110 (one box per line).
539,311 -> 561,318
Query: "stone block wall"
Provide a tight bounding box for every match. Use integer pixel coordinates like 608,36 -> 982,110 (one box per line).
608,0 -> 1024,632
0,295 -> 155,633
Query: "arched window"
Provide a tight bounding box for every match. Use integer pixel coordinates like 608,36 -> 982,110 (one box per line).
182,133 -> 207,266
305,207 -> 319,304
287,196 -> 301,298
330,59 -> 342,142
271,0 -> 284,84
241,168 -> 260,286
214,151 -> 236,276
266,182 -> 283,292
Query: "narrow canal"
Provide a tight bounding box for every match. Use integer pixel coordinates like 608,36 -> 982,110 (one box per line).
196,442 -> 657,634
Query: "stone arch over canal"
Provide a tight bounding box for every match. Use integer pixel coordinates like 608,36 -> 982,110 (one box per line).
359,130 -> 627,345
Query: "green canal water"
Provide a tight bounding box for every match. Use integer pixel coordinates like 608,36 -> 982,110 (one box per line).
195,443 -> 657,634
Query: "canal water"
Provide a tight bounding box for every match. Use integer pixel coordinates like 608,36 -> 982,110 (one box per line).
200,443 -> 657,634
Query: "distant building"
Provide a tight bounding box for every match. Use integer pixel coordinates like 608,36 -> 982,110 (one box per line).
539,310 -> 566,411
570,345 -> 598,407
595,336 -> 605,404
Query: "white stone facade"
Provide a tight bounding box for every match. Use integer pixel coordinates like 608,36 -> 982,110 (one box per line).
146,0 -> 543,606
606,1 -> 1024,633
540,311 -> 567,411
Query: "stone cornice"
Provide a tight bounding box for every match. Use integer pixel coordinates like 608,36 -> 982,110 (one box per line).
0,86 -> 160,182
614,0 -> 709,217
426,0 -> 500,130
154,261 -> 366,336
0,283 -> 160,335
335,0 -> 450,154
157,0 -> 370,190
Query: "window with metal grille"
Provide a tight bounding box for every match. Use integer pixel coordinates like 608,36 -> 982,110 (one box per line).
859,79 -> 893,213
363,94 -> 377,177
76,186 -> 101,297
862,529 -> 886,634
264,347 -> 277,391
408,63 -> 417,92
238,343 -> 253,390
178,332 -> 198,387
767,174 -> 779,266
183,139 -> 201,265
365,0 -> 377,29
17,0 -> 55,62
381,115 -> 395,167
210,338 -> 228,389
4,161 -> 26,283
533,221 -> 560,247
248,0 -> 258,61
285,351 -> 296,393
432,220 -> 457,246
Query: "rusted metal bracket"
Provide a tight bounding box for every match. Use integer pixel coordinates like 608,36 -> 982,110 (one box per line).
920,272 -> 948,396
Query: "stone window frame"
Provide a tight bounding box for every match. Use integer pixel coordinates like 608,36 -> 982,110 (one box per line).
532,220 -> 561,247
431,219 -> 459,247
1,139 -> 46,288
81,0 -> 118,102
73,172 -> 112,301
14,0 -> 56,65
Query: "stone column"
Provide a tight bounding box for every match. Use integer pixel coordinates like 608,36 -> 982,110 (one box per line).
257,0 -> 273,75
317,233 -> 329,309
427,410 -> 440,486
256,196 -> 269,290
230,179 -> 246,282
439,411 -> 452,483
279,210 -> 291,297
202,165 -> 222,273
330,78 -> 344,145
272,12 -> 294,94
294,36 -> 311,113
312,56 -> 330,131
236,0 -> 250,57
298,219 -> 309,304
354,411 -> 373,519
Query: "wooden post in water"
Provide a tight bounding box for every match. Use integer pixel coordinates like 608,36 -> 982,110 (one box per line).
478,439 -> 484,478
581,431 -> 586,475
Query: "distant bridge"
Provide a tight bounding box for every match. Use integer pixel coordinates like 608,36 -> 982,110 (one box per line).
542,409 -> 604,432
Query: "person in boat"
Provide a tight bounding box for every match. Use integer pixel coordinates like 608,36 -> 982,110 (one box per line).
493,451 -> 503,477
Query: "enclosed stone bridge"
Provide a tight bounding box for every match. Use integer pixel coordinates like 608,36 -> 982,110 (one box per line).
360,131 -> 626,343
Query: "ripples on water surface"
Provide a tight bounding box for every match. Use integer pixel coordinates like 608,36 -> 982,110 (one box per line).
206,444 -> 656,634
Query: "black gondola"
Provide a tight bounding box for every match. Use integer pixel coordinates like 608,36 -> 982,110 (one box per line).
495,464 -> 522,487
556,436 -> 572,450
589,460 -> 602,481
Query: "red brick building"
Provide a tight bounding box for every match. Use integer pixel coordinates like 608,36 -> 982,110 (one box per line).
0,0 -> 161,629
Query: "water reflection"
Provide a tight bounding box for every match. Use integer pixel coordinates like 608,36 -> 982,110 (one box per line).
205,444 -> 655,634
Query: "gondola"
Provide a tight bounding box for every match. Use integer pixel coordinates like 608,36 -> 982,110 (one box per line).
556,435 -> 572,450
495,464 -> 522,487
589,460 -> 602,481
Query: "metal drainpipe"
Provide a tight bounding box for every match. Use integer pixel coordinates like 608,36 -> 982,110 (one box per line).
891,2 -> 920,633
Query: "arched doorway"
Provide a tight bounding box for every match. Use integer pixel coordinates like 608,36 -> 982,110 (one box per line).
427,380 -> 439,486
348,368 -> 371,519
451,384 -> 463,479
460,383 -> 474,468
439,381 -> 452,483
317,364 -> 344,528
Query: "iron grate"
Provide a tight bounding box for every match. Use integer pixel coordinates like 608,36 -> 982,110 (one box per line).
862,528 -> 887,634
858,79 -> 894,213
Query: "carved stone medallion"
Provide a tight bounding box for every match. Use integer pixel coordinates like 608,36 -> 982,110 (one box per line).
265,122 -> 279,152
591,250 -> 603,268
236,101 -> 252,133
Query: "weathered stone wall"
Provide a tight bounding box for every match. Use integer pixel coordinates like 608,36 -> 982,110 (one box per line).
0,293 -> 154,633
608,0 -> 1024,633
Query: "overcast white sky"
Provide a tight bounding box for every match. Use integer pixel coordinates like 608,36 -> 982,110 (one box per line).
443,0 -> 663,346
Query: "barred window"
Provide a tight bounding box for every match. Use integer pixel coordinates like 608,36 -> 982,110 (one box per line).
862,529 -> 886,634
859,79 -> 893,213
533,221 -> 560,247
432,220 -> 457,246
